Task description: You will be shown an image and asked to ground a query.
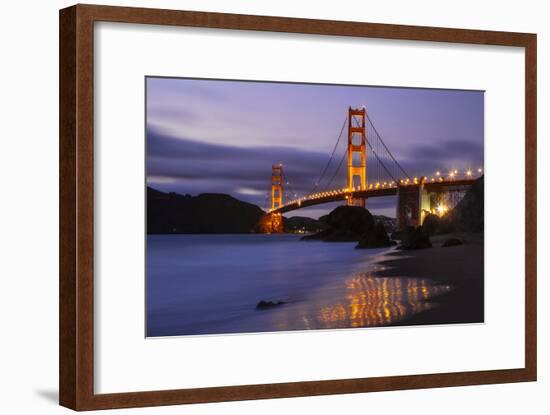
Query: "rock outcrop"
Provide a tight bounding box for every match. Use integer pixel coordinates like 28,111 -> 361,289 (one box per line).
356,222 -> 392,249
302,206 -> 392,249
302,206 -> 374,242
400,226 -> 432,250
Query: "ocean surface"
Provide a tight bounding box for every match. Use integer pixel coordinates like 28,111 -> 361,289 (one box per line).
146,234 -> 451,337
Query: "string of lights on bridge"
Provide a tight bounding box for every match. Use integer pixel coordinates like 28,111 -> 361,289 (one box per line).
268,167 -> 483,213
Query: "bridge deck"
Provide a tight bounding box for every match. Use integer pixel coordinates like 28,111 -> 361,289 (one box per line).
270,178 -> 477,214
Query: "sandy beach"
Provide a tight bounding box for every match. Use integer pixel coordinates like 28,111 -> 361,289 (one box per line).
377,232 -> 484,326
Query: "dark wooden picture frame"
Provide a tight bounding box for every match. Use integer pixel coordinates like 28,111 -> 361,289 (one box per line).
59,4 -> 537,411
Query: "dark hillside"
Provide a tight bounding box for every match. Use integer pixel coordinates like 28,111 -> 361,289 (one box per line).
147,187 -> 265,234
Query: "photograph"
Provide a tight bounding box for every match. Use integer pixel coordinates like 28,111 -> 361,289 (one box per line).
145,77 -> 485,337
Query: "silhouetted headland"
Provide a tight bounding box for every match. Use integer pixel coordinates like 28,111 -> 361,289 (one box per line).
147,187 -> 265,234
148,187 -> 327,234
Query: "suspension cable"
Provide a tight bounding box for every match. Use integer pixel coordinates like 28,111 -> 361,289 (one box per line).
366,113 -> 411,179
307,116 -> 347,196
325,150 -> 347,190
353,117 -> 398,183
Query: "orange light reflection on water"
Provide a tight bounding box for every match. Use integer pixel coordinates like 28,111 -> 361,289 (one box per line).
317,275 -> 452,329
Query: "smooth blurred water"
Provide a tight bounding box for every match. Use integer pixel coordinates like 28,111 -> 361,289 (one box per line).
146,234 -> 451,336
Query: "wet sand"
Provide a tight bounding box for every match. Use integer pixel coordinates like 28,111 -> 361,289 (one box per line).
377,233 -> 484,326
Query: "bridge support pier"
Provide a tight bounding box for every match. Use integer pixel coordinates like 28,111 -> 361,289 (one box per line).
267,164 -> 284,233
397,178 -> 430,229
268,213 -> 283,233
258,213 -> 283,234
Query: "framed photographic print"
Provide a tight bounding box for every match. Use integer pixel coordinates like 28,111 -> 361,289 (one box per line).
59,4 -> 537,411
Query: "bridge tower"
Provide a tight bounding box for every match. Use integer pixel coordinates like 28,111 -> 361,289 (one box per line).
269,164 -> 284,233
347,107 -> 367,207
271,164 -> 283,210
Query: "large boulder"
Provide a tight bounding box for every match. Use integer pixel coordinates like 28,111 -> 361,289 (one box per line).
356,222 -> 392,249
325,206 -> 374,234
401,226 -> 432,250
302,206 -> 374,242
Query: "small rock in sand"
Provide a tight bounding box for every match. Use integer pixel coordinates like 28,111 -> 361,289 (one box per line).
256,300 -> 286,310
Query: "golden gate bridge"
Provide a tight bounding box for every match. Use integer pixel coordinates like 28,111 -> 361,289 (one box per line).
265,106 -> 482,233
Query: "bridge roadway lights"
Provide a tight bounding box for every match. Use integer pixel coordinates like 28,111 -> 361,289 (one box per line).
268,178 -> 475,225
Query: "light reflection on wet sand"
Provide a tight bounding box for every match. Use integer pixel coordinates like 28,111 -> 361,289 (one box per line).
318,275 -> 452,328
273,273 -> 453,331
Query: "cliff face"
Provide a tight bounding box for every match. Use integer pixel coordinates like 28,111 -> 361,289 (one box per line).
441,176 -> 484,233
147,187 -> 265,234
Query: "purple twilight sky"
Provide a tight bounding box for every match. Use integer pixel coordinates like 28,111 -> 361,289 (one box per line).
146,77 -> 484,218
